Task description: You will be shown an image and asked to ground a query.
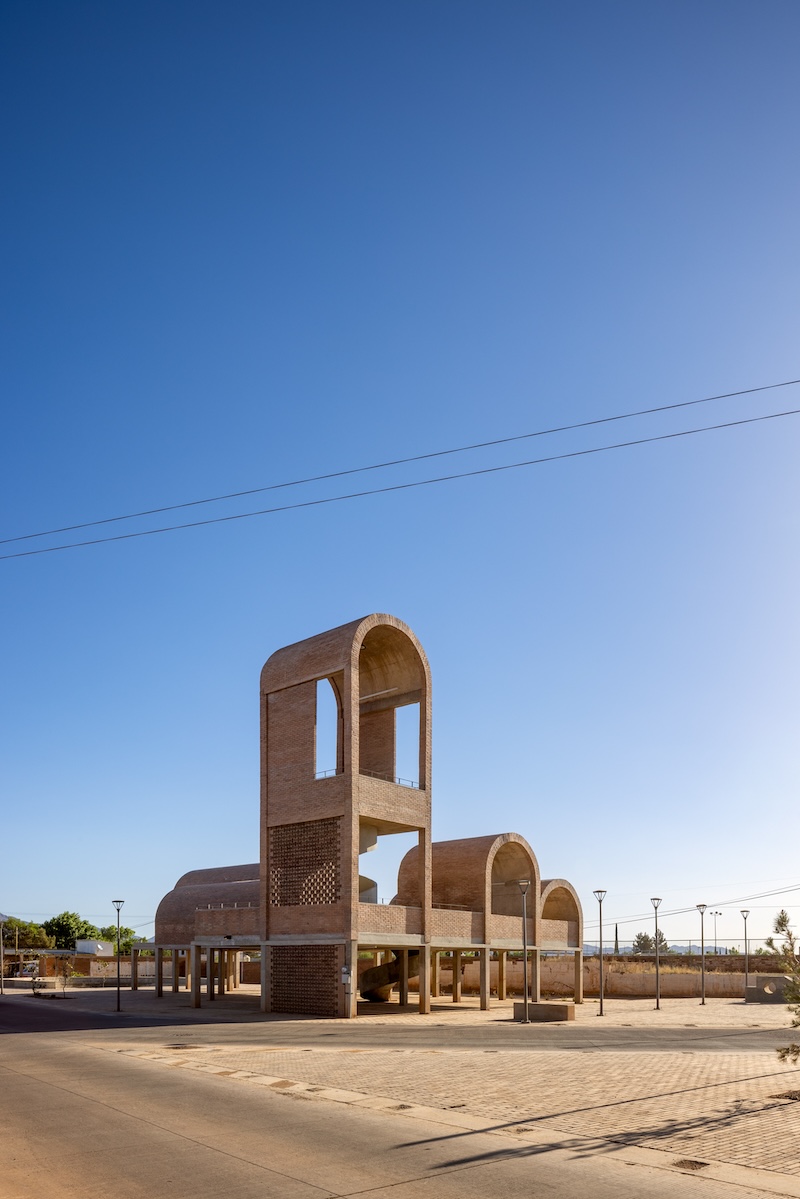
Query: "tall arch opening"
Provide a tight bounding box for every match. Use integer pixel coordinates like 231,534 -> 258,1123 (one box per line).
358,625 -> 426,788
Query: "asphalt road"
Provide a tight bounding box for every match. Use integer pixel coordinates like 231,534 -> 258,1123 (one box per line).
0,996 -> 776,1199
0,991 -> 789,1054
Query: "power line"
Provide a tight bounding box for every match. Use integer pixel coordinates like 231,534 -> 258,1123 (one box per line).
3,405 -> 799,562
583,881 -> 800,930
3,376 -> 799,547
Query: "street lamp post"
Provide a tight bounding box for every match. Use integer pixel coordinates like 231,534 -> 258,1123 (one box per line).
741,909 -> 750,997
518,880 -> 531,1024
696,904 -> 707,1005
710,910 -> 722,955
651,898 -> 662,1010
593,890 -> 607,1016
0,913 -> 9,997
112,900 -> 124,1013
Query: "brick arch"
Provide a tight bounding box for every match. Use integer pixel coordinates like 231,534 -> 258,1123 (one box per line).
540,879 -> 583,948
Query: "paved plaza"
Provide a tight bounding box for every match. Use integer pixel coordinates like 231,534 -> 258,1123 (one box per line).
72,989 -> 800,1194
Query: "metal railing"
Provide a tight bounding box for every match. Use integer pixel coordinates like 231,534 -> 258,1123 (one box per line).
360,768 -> 420,789
195,902 -> 256,911
313,767 -> 420,788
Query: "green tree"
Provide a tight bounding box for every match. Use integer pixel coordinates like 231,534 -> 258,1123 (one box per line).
765,910 -> 800,1064
632,930 -> 669,954
42,912 -> 100,950
1,918 -> 54,949
98,925 -> 138,954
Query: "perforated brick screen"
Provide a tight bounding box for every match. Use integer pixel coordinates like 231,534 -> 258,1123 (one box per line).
268,817 -> 342,906
270,944 -> 340,1015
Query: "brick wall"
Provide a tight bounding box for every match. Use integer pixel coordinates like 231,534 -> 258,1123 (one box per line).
357,902 -> 422,935
270,944 -> 342,1016
269,817 -> 342,906
194,907 -> 259,937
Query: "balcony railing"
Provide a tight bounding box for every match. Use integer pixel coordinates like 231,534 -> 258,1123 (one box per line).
360,768 -> 419,789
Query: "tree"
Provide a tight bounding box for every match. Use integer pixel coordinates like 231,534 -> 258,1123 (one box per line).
42,912 -> 100,950
632,930 -> 669,954
98,925 -> 138,955
1,918 -> 54,949
765,910 -> 800,1064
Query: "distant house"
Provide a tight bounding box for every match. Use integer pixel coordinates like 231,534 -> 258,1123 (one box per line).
75,939 -> 115,957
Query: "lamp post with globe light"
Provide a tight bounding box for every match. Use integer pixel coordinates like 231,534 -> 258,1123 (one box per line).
651,898 -> 662,1010
697,904 -> 707,1004
593,890 -> 606,1016
518,880 -> 531,1024
112,900 -> 124,1012
741,909 -> 750,996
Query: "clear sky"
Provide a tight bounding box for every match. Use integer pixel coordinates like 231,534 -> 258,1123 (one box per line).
2,1 -> 798,949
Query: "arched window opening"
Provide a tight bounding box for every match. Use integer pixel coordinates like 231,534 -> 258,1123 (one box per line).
395,702 -> 420,788
491,843 -> 535,916
315,678 -> 341,778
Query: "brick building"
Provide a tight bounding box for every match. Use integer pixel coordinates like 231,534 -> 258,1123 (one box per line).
152,614 -> 582,1017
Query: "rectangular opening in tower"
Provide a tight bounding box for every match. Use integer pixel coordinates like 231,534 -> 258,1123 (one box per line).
395,702 -> 420,788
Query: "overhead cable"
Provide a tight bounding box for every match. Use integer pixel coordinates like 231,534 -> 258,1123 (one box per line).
3,376 -> 799,547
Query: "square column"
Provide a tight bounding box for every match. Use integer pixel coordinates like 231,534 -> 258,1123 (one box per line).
398,950 -> 409,1006
131,948 -> 139,992
431,950 -> 440,998
191,944 -> 202,1009
207,950 -> 215,1001
172,951 -> 180,993
573,950 -> 583,1003
531,949 -> 541,1003
497,951 -> 507,1000
418,947 -> 431,1014
184,948 -> 191,992
452,951 -> 462,1003
260,945 -> 270,1013
344,941 -> 358,1019
155,947 -> 163,998
479,948 -> 490,1011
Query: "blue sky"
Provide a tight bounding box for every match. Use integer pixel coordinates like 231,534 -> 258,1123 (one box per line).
2,1 -> 798,948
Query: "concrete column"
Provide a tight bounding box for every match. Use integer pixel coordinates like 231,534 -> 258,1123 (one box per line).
344,940 -> 358,1019
497,950 -> 507,1000
531,949 -> 541,1003
184,948 -> 191,992
574,950 -> 584,1004
171,950 -> 180,993
206,950 -> 215,1001
233,953 -> 241,989
479,948 -> 490,1010
398,949 -> 409,1006
191,943 -> 202,1009
155,947 -> 163,998
431,950 -> 440,998
452,951 -> 462,1003
259,946 -> 270,1013
418,947 -> 431,1015
131,948 -> 139,992
217,950 -> 225,995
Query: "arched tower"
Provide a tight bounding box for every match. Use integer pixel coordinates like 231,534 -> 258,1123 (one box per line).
259,613 -> 432,1016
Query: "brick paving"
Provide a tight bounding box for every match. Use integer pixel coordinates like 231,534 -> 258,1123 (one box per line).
107,996 -> 800,1180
